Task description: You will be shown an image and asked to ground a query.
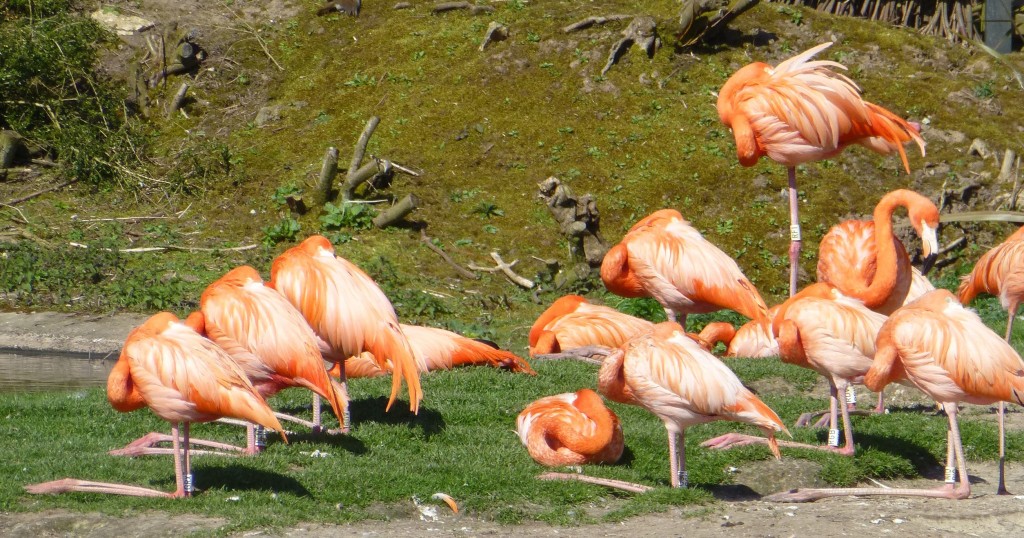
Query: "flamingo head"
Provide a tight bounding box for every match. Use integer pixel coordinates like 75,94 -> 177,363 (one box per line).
908,201 -> 940,260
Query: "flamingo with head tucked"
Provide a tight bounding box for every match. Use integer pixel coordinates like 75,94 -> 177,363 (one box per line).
600,209 -> 770,330
25,312 -> 286,498
517,388 -> 624,467
765,290 -> 1024,502
718,42 -> 925,295
268,235 -> 423,416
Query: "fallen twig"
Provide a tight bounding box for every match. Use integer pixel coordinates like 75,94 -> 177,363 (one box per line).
5,179 -> 78,206
420,229 -> 479,280
469,252 -> 534,289
69,242 -> 259,253
562,14 -> 631,33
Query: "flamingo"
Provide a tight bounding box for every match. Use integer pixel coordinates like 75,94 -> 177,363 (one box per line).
765,289 -> 1024,502
600,209 -> 770,329
703,283 -> 886,456
597,322 -> 788,488
817,189 -> 939,315
25,312 -> 286,498
717,42 -> 925,296
714,304 -> 782,358
268,235 -> 423,415
112,267 -> 350,457
335,323 -> 536,378
529,295 -> 655,356
516,388 -> 624,466
957,225 -> 1024,494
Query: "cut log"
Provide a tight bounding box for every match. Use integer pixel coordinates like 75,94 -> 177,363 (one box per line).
372,193 -> 419,228
316,147 -> 340,206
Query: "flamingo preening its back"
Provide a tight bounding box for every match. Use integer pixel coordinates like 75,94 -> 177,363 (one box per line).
717,42 -> 925,296
26,312 -> 286,498
529,295 -> 655,356
817,189 -> 939,315
598,322 -> 788,488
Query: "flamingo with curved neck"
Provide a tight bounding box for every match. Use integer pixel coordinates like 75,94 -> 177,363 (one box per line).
817,189 -> 939,315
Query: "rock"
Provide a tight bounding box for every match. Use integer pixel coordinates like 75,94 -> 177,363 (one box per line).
90,8 -> 155,36
255,105 -> 283,127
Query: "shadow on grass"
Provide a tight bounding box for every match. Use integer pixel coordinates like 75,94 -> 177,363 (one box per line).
349,396 -> 445,438
280,430 -> 368,455
191,465 -> 312,497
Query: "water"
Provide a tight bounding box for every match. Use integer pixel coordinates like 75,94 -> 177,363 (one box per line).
0,349 -> 115,392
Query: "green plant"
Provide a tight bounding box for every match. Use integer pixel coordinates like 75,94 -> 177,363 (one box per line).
472,201 -> 504,219
319,202 -> 376,230
974,80 -> 994,98
271,183 -> 302,207
262,217 -> 301,246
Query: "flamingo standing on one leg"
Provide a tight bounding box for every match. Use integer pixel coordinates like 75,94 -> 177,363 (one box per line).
268,235 -> 423,416
817,189 -> 939,315
25,312 -> 286,498
517,388 -> 624,466
600,209 -> 770,329
957,225 -> 1024,495
717,42 -> 925,296
336,323 -> 536,378
765,289 -> 1024,502
597,322 -> 788,488
112,267 -> 350,457
702,283 -> 886,456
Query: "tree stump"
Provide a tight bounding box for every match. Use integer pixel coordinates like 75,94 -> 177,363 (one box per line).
538,177 -> 609,267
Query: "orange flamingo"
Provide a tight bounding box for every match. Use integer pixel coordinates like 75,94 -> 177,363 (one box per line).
703,283 -> 886,456
268,235 -> 423,415
529,295 -> 655,356
817,189 -> 939,315
715,304 -> 782,358
600,209 -> 770,329
199,266 -> 348,438
25,312 -> 286,498
335,323 -> 536,378
957,225 -> 1024,494
718,42 -> 925,296
765,289 -> 1024,502
597,322 -> 788,488
516,388 -> 624,466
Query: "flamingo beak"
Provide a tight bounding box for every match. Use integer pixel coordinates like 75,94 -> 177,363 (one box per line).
919,224 -> 939,274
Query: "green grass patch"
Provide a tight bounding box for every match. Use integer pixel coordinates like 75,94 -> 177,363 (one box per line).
5,356 -> 1024,531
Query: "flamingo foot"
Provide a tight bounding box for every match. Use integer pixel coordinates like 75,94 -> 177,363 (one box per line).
701,433 -> 768,450
25,478 -> 178,498
702,433 -> 855,456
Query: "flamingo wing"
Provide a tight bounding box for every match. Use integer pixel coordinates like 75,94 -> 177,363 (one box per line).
887,294 -> 1024,405
120,315 -> 283,432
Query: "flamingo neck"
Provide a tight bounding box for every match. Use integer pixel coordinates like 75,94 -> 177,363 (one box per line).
853,191 -> 912,309
597,351 -> 633,405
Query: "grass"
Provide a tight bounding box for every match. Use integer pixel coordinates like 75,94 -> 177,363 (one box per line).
4,348 -> 1024,532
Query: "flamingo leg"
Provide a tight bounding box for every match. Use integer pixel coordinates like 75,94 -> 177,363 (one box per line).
109,431 -> 247,457
182,422 -> 194,496
787,166 -> 801,297
762,402 -> 972,502
834,381 -> 857,456
171,422 -> 187,497
998,301 -> 1017,495
668,430 -> 688,488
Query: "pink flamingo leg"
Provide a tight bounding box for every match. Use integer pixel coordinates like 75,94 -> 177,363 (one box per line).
763,402 -> 971,502
110,431 -> 247,457
787,166 -> 801,297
